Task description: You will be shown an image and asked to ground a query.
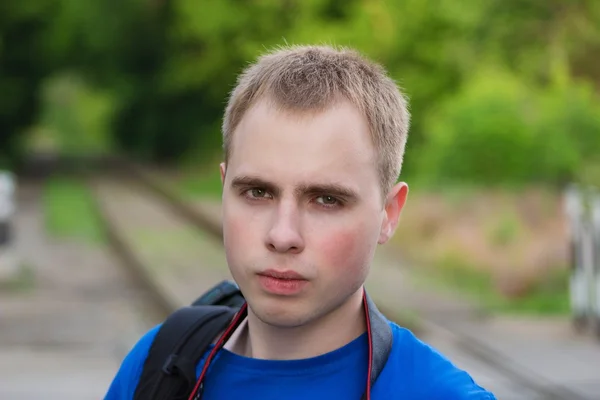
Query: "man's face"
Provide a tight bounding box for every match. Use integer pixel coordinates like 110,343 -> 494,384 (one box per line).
220,98 -> 407,328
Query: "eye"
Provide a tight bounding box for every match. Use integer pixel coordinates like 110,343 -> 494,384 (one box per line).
245,188 -> 272,199
316,195 -> 340,207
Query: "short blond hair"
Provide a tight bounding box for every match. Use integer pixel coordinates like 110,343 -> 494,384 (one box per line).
222,44 -> 410,193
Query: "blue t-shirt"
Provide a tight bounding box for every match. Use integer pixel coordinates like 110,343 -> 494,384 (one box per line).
105,321 -> 496,399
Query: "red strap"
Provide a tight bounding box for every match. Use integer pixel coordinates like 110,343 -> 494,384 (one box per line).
187,303 -> 248,400
187,290 -> 377,400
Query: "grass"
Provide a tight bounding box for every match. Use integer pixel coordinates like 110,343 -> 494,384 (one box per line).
414,258 -> 570,315
391,185 -> 570,316
43,176 -> 105,244
489,268 -> 570,315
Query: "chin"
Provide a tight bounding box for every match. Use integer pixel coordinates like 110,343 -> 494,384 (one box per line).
249,297 -> 315,328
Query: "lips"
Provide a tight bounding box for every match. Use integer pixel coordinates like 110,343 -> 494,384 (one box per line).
258,269 -> 306,280
256,269 -> 308,295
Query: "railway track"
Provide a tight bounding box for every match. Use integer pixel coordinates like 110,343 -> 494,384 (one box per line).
0,176 -> 167,399
23,153 -> 596,400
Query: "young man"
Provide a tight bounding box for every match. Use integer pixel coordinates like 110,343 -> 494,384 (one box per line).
105,45 -> 496,399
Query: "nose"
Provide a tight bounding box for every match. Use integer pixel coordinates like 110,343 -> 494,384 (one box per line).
265,202 -> 304,254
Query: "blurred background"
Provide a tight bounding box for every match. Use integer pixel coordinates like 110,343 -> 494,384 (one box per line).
1,1 -> 600,399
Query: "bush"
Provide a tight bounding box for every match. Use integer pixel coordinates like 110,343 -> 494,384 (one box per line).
38,73 -> 117,156
416,67 -> 600,188
535,83 -> 600,185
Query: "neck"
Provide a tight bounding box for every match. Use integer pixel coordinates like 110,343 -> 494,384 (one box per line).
226,288 -> 367,360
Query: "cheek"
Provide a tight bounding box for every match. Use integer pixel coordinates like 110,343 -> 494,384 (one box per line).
316,224 -> 376,277
223,211 -> 255,259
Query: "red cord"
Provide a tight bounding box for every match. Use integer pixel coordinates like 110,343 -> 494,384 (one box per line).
363,289 -> 373,400
188,293 -> 374,399
187,303 -> 248,400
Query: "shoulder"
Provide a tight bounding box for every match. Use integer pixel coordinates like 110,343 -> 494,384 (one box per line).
381,323 -> 496,399
104,324 -> 162,400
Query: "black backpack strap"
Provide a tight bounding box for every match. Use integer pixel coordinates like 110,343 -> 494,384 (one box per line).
133,305 -> 238,400
191,281 -> 246,309
361,291 -> 394,399
133,284 -> 391,400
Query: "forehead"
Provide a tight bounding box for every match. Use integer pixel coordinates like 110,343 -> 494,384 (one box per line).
227,99 -> 378,188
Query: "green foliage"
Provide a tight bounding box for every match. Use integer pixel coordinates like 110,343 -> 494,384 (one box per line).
417,68 -> 537,186
486,211 -> 522,248
2,0 -> 600,185
38,73 -> 117,155
578,162 -> 600,187
417,67 -> 600,187
536,83 -> 600,178
0,0 -> 63,167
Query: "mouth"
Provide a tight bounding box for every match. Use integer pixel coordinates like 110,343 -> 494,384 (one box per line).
257,269 -> 307,280
256,269 -> 309,295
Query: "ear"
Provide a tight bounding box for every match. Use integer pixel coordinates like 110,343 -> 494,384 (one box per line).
378,182 -> 409,244
220,162 -> 227,185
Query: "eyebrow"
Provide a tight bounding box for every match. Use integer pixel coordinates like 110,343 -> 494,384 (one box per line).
230,175 -> 359,201
231,176 -> 280,196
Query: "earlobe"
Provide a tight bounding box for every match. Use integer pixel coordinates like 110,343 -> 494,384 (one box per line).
378,182 -> 408,244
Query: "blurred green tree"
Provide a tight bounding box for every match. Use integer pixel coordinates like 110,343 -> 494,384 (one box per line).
0,1 -> 62,168
416,66 -> 600,188
1,0 -> 599,185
